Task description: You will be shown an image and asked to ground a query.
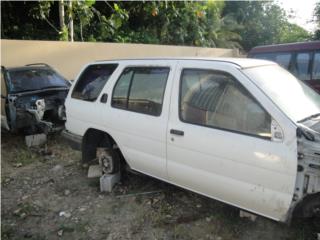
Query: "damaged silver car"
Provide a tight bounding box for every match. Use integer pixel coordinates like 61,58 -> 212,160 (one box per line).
1,64 -> 70,134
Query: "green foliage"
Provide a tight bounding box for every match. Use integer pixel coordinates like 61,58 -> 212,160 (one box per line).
223,1 -> 313,50
59,25 -> 69,41
314,2 -> 320,40
1,1 -> 315,50
279,22 -> 312,43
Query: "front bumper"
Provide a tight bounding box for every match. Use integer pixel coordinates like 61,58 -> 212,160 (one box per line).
61,130 -> 82,151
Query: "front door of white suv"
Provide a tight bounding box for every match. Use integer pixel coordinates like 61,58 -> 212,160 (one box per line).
167,60 -> 297,221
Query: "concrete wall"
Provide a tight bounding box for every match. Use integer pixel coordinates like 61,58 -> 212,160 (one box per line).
1,39 -> 238,80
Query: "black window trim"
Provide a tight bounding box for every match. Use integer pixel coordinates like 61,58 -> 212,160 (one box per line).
311,50 -> 320,81
71,63 -> 119,102
111,66 -> 171,117
178,68 -> 272,141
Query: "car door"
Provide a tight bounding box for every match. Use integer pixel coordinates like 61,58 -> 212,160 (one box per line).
167,60 -> 297,221
100,60 -> 176,180
65,63 -> 119,135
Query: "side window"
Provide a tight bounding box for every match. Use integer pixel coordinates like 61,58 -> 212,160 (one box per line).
112,67 -> 169,116
112,69 -> 132,109
313,52 -> 320,80
252,53 -> 276,61
72,64 -> 118,101
180,69 -> 272,138
275,53 -> 291,69
252,53 -> 291,69
293,52 -> 311,81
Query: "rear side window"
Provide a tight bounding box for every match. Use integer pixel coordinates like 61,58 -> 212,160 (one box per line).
251,53 -> 276,61
180,69 -> 271,139
313,52 -> 320,80
112,67 -> 169,116
292,52 -> 311,81
275,53 -> 291,69
72,64 -> 118,101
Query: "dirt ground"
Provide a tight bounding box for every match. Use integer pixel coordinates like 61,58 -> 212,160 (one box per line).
1,132 -> 319,240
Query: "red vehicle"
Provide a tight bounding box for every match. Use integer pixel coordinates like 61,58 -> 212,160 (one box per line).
248,41 -> 320,92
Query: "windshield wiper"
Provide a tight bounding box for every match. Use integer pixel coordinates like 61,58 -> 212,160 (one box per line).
10,86 -> 68,94
39,85 -> 68,89
298,113 -> 320,123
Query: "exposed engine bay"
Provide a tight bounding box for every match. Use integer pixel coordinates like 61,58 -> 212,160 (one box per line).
6,89 -> 68,134
292,120 -> 320,219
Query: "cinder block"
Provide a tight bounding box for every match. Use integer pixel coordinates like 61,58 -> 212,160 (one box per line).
100,172 -> 120,192
239,210 -> 257,222
25,134 -> 47,147
87,165 -> 102,178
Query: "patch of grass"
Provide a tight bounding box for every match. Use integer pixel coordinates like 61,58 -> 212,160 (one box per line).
13,202 -> 42,219
58,224 -> 75,233
1,224 -> 15,240
13,148 -> 40,166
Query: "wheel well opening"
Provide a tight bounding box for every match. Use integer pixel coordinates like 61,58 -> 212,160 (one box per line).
82,128 -> 126,167
292,193 -> 320,219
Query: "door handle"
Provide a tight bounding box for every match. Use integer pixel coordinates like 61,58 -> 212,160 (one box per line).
100,93 -> 108,103
170,129 -> 184,136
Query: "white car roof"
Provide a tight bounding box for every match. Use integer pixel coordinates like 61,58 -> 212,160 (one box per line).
95,57 -> 276,69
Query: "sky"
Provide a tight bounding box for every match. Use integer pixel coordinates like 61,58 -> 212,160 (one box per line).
279,0 -> 318,32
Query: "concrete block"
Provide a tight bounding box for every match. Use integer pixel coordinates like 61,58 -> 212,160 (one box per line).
25,134 -> 47,147
88,165 -> 102,178
239,210 -> 257,222
100,172 -> 120,193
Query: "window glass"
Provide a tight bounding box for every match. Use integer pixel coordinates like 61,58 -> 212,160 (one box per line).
180,69 -> 271,138
251,53 -> 291,69
112,69 -> 132,109
275,53 -> 291,69
244,65 -> 320,123
313,52 -> 320,80
293,52 -> 311,81
112,67 -> 169,116
72,64 -> 118,101
251,53 -> 276,61
8,69 -> 68,93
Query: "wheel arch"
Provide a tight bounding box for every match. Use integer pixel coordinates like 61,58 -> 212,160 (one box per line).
82,128 -> 127,166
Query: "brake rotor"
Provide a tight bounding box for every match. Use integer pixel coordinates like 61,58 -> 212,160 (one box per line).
97,148 -> 114,174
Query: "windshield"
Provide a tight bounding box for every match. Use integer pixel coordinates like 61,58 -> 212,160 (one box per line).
8,68 -> 68,93
243,65 -> 320,122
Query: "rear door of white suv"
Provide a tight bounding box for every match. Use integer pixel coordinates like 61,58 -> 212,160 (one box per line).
167,60 -> 297,221
100,60 -> 177,180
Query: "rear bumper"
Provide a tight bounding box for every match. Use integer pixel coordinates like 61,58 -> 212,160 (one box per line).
61,130 -> 82,151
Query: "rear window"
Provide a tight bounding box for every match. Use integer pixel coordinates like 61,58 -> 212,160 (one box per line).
8,68 -> 68,93
72,64 -> 118,101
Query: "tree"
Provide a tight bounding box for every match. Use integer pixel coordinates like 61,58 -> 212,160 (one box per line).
2,1 -> 312,49
314,1 -> 320,40
223,1 -> 312,50
279,22 -> 311,43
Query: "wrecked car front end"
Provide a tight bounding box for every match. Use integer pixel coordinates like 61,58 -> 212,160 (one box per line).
7,89 -> 68,133
2,65 -> 70,134
292,121 -> 320,219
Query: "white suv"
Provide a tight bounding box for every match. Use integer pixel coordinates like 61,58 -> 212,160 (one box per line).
63,58 -> 320,223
